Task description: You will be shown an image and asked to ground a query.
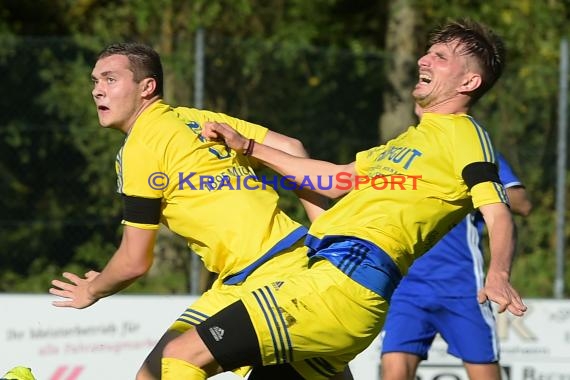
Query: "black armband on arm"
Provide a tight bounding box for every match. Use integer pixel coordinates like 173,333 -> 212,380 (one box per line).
122,194 -> 162,224
461,162 -> 500,190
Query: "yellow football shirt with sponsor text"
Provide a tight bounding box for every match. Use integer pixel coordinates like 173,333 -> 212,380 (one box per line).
116,101 -> 304,280
307,112 -> 508,275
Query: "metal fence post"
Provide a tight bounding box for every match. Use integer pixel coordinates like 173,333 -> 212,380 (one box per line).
190,27 -> 205,295
555,37 -> 568,299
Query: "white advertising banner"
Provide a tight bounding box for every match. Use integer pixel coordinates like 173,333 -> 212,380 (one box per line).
0,294 -> 240,380
1,295 -> 569,379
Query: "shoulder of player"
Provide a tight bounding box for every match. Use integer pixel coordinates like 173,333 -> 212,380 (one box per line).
171,105 -> 210,123
126,106 -> 200,155
430,114 -> 492,142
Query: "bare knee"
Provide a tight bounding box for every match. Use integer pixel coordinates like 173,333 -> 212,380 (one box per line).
381,352 -> 421,380
464,362 -> 502,380
136,330 -> 182,380
162,328 -> 220,374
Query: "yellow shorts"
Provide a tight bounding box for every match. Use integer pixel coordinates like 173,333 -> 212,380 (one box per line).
170,241 -> 309,331
168,241 -> 309,377
242,259 -> 388,379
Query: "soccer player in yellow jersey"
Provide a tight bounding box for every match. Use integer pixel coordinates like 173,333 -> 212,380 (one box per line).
155,19 -> 528,380
48,42 -> 355,379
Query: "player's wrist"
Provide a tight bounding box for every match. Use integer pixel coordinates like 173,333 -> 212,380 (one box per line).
86,284 -> 102,302
243,138 -> 255,156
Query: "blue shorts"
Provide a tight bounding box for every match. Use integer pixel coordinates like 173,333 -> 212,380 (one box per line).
380,294 -> 500,363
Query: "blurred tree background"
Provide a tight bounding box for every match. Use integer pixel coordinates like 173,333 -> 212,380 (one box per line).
0,0 -> 568,297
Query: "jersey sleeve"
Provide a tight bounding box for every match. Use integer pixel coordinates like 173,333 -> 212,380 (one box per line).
497,153 -> 523,189
454,118 -> 508,209
116,138 -> 163,230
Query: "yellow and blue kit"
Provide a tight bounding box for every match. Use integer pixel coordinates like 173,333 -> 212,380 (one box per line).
197,112 -> 509,380
117,101 -> 309,343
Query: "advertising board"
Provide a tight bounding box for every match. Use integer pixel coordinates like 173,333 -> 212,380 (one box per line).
1,296 -> 569,379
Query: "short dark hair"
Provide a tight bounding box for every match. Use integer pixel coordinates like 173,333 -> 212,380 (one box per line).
427,18 -> 505,103
97,42 -> 164,97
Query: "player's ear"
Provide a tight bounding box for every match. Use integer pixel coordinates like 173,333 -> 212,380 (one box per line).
140,77 -> 157,97
459,73 -> 482,93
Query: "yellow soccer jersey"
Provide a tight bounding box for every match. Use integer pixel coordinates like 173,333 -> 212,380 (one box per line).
308,112 -> 508,275
116,101 -> 305,280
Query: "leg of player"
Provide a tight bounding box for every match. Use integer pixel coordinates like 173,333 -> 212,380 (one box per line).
137,321 -> 250,379
380,352 -> 422,380
161,301 -> 260,379
136,330 -> 182,380
161,328 -> 221,379
463,362 -> 502,380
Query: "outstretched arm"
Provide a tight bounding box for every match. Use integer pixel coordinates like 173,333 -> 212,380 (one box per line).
50,226 -> 156,309
203,122 -> 356,199
262,130 -> 329,221
477,202 -> 526,316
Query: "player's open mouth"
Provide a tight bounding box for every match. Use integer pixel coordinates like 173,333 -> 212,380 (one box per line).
419,73 -> 432,85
